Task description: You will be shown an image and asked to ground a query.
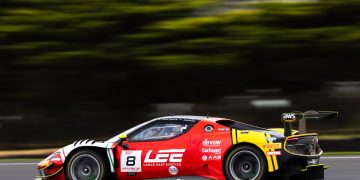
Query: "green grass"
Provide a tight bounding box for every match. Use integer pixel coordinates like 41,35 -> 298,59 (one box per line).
319,134 -> 360,140
323,152 -> 360,156
0,158 -> 41,162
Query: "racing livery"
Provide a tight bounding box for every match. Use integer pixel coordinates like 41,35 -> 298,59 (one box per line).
36,111 -> 337,180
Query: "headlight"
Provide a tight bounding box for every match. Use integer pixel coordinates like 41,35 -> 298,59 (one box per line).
38,151 -> 61,168
47,151 -> 61,162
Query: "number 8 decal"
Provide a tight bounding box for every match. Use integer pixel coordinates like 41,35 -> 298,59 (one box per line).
121,150 -> 142,172
126,156 -> 136,166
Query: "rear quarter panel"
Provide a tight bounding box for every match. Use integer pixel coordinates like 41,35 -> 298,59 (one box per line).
231,129 -> 281,172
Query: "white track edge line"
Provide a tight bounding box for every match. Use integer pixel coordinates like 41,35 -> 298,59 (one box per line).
322,156 -> 360,159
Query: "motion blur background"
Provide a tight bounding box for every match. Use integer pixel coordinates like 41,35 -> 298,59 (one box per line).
0,0 -> 359,151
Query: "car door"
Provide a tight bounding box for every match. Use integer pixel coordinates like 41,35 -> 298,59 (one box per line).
116,120 -> 196,179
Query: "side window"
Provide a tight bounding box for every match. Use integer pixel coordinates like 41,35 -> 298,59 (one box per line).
129,123 -> 189,142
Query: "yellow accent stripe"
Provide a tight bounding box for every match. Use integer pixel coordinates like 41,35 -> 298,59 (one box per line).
272,154 -> 279,170
262,133 -> 273,172
231,129 -> 237,144
300,164 -> 327,171
286,133 -> 318,138
266,155 -> 274,172
36,167 -> 63,178
236,130 -> 241,144
265,133 -> 279,171
38,162 -> 53,170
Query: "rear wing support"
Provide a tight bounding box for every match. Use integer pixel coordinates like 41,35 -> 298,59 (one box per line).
282,111 -> 338,136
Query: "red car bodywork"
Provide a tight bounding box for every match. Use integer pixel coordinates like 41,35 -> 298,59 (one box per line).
37,114 -> 327,179
37,117 -> 235,180
114,118 -> 232,179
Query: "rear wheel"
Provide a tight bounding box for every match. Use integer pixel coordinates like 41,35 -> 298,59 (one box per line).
65,149 -> 109,180
224,146 -> 267,180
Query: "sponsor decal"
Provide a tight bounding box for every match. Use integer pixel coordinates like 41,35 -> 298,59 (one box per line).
127,172 -> 137,176
218,127 -> 230,132
121,150 -> 142,172
208,155 -> 222,160
265,137 -> 277,143
263,143 -> 282,149
282,113 -> 298,122
266,151 -> 282,156
202,139 -> 222,147
283,113 -> 296,119
168,166 -> 178,175
161,118 -> 196,122
144,149 -> 185,167
202,148 -> 222,154
202,155 -> 208,161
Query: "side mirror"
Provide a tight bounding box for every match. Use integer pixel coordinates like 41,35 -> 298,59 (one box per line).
281,113 -> 304,123
119,134 -> 129,149
119,134 -> 127,141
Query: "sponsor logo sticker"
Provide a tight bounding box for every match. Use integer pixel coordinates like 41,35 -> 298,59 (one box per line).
144,149 -> 185,167
121,150 -> 142,172
202,148 -> 222,154
202,139 -> 222,147
283,113 -> 296,119
263,143 -> 282,149
208,155 -> 222,160
218,127 -> 230,132
127,172 -> 136,176
265,137 -> 277,143
168,166 -> 178,175
202,155 -> 208,161
266,151 -> 282,156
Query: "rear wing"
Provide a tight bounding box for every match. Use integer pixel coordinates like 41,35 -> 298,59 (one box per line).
281,111 -> 338,136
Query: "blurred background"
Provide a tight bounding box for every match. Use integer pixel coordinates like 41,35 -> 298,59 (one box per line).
0,0 -> 359,152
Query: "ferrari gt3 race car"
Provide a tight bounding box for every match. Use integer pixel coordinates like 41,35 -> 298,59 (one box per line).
36,111 -> 337,180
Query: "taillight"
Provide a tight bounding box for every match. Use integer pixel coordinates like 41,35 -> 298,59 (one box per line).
287,137 -> 299,141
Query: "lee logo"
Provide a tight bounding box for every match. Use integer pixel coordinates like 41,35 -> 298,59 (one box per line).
144,149 -> 185,163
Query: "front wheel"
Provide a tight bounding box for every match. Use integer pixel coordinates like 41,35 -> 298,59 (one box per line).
65,149 -> 109,180
224,146 -> 268,180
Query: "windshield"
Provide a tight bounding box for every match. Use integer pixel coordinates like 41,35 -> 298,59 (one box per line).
129,124 -> 187,141
105,119 -> 155,143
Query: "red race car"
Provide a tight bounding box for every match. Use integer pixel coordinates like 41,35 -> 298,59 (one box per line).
36,112 -> 336,180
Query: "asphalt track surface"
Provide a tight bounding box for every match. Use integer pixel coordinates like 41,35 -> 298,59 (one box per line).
0,156 -> 359,180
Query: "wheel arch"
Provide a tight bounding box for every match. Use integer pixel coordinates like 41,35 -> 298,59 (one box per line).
223,142 -> 266,165
223,142 -> 274,174
63,146 -> 113,176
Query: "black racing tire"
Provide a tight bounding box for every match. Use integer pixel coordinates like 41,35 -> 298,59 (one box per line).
65,149 -> 109,180
224,145 -> 268,180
